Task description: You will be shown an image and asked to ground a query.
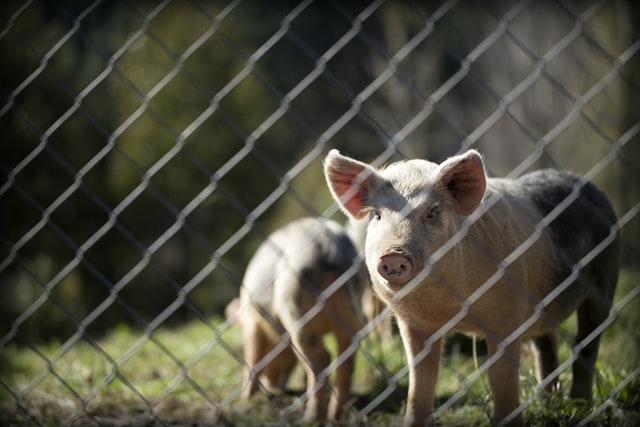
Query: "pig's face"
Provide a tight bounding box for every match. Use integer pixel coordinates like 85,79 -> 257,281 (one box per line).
324,150 -> 487,291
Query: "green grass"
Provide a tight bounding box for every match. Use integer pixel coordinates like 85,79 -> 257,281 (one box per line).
1,270 -> 639,426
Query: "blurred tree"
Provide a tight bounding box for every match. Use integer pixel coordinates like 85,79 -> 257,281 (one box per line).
0,0 -> 638,343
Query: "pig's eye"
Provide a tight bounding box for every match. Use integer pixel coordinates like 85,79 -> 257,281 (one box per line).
423,203 -> 439,222
372,210 -> 382,221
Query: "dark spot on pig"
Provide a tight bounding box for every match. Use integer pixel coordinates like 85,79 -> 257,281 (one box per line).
517,169 -> 619,293
306,333 -> 320,347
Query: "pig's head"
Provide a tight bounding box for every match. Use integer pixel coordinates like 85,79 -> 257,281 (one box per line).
324,149 -> 487,291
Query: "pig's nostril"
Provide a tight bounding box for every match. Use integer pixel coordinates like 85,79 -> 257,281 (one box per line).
377,253 -> 413,284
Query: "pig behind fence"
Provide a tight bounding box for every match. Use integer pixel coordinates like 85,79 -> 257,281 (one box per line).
237,217 -> 366,421
346,218 -> 397,340
324,149 -> 619,426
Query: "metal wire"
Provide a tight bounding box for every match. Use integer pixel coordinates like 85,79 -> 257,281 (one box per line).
1,0 -> 638,425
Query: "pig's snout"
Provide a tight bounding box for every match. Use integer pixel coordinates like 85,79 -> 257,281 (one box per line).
377,252 -> 414,284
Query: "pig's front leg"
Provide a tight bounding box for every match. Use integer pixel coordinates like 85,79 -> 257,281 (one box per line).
486,335 -> 522,426
397,317 -> 442,427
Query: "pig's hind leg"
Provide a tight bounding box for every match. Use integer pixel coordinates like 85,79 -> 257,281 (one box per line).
570,294 -> 612,401
570,253 -> 618,401
532,332 -> 559,392
327,288 -> 364,421
276,295 -> 331,420
242,320 -> 269,399
286,322 -> 331,421
261,339 -> 296,394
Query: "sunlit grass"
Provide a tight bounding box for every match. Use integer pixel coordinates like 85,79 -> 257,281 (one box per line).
1,270 -> 638,425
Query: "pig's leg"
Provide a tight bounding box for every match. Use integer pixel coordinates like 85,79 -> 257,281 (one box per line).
397,318 -> 442,427
328,330 -> 356,421
570,296 -> 609,401
261,340 -> 296,393
289,329 -> 331,421
569,246 -> 617,400
533,332 -> 559,392
328,302 -> 362,421
277,302 -> 331,419
275,272 -> 331,421
486,336 -> 522,426
327,280 -> 363,421
242,321 -> 268,399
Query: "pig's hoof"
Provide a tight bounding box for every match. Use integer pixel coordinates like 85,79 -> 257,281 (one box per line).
403,415 -> 432,427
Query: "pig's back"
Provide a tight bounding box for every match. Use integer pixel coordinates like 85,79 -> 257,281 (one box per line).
516,169 -> 618,266
242,217 -> 358,309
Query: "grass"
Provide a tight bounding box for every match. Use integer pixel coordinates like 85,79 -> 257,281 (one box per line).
1,270 -> 639,426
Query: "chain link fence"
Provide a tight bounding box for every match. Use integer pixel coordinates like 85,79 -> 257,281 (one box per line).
1,0 -> 639,425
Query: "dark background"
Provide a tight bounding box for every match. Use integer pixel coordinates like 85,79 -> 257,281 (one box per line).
1,0 -> 639,344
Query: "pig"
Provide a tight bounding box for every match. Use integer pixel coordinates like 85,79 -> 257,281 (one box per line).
225,297 -> 240,323
239,217 -> 365,421
347,218 -> 397,341
323,149 -> 619,426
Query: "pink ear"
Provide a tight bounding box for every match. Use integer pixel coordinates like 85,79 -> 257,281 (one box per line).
324,150 -> 379,219
434,150 -> 487,216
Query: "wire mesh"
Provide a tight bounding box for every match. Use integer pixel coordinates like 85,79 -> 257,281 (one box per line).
1,0 -> 639,425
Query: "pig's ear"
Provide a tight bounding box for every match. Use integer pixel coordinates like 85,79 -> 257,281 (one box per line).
324,149 -> 380,219
434,150 -> 487,216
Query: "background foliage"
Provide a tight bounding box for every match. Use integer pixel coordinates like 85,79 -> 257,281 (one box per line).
1,0 -> 639,424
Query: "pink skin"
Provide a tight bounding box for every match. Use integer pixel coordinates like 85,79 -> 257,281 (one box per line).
324,149 -> 528,426
325,147 -> 619,426
377,252 -> 414,284
324,148 -> 487,293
